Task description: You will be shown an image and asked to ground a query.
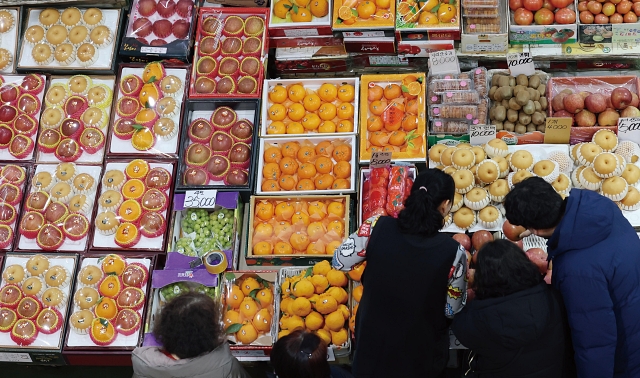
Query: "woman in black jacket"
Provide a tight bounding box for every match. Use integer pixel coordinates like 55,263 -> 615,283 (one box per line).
451,240 -> 575,378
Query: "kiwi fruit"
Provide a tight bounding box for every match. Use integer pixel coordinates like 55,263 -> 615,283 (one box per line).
516,90 -> 530,106
523,100 -> 535,115
528,75 -> 541,89
507,109 -> 519,123
497,75 -> 510,87
504,121 -> 515,132
494,106 -> 507,122
516,74 -> 528,87
509,97 -> 522,110
515,123 -> 527,135
532,111 -> 546,125
519,112 -> 531,125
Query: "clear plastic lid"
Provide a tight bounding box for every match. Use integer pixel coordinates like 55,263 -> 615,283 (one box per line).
430,78 -> 475,93
463,8 -> 500,17
441,90 -> 482,105
464,19 -> 503,34
431,119 -> 471,134
430,104 -> 479,120
462,0 -> 500,6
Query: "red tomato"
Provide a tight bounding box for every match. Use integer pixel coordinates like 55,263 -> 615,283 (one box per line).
555,8 -> 576,23
580,10 -> 595,23
544,0 -> 558,11
577,1 -> 588,11
509,0 -> 524,9
514,7 -> 535,24
550,0 -> 572,8
634,2 -> 640,16
523,0 -> 543,10
534,8 -> 555,24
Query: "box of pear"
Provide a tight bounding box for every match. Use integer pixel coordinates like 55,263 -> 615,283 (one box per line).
547,76 -> 640,144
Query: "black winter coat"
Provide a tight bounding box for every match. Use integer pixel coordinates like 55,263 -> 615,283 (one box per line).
451,283 -> 576,378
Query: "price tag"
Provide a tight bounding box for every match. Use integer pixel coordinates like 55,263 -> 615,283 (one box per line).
429,49 -> 460,75
506,52 -> 535,77
184,190 -> 218,209
370,151 -> 392,168
470,124 -> 496,146
140,46 -> 168,54
543,117 -> 572,144
617,118 -> 640,145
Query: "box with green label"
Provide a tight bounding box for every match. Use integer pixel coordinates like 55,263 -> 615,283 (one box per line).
167,191 -> 243,271
427,134 -> 470,148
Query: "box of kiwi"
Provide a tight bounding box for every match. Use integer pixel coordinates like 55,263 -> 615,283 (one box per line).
488,69 -> 550,145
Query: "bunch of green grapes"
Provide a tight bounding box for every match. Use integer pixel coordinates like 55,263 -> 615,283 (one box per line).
180,208 -> 236,255
175,237 -> 196,256
160,282 -> 189,301
194,284 -> 217,300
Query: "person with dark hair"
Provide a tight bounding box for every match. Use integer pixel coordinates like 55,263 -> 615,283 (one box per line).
269,330 -> 353,378
131,292 -> 250,378
451,240 -> 575,377
504,176 -> 640,378
333,168 -> 467,378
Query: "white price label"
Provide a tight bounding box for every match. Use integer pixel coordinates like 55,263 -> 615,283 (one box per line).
470,124 -> 497,146
184,190 -> 218,209
284,28 -> 319,37
506,52 -> 535,77
429,49 -> 460,75
617,117 -> 640,145
140,47 -> 168,54
0,352 -> 32,362
370,151 -> 392,168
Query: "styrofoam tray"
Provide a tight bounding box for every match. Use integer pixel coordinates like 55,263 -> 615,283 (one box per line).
37,77 -> 115,164
256,135 -> 357,195
260,77 -> 359,138
92,162 -> 173,250
0,254 -> 77,349
18,8 -> 120,70
109,68 -> 186,156
65,257 -> 151,347
18,164 -> 101,251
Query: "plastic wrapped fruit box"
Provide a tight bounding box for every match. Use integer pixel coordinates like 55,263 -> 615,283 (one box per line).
269,0 -> 331,37
189,7 -> 268,99
395,0 -> 461,40
0,163 -> 30,250
0,8 -> 20,74
332,0 -> 396,30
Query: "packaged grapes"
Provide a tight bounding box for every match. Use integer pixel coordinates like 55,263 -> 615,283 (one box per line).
168,191 -> 242,271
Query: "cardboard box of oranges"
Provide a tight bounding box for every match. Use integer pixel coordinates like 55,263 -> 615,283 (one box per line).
395,0 -> 461,38
247,195 -> 350,264
269,0 -> 334,37
256,136 -> 357,194
276,262 -> 351,356
332,0 -> 396,30
261,77 -> 360,138
359,73 -> 427,163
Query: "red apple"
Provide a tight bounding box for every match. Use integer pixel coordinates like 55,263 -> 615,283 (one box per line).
631,93 -> 639,107
611,87 -> 633,110
551,92 -> 568,111
472,230 -> 494,252
575,109 -> 597,127
503,220 -> 527,241
584,93 -> 608,113
621,106 -> 640,118
452,233 -> 471,251
526,247 -> 549,274
563,93 -> 585,113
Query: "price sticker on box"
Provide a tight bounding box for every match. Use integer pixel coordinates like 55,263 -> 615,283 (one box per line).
429,50 -> 460,75
507,51 -> 535,77
618,117 -> 640,145
470,124 -> 496,146
544,117 -> 572,144
184,190 -> 218,209
370,151 -> 392,168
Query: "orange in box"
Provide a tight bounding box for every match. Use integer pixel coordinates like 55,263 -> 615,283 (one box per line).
332,0 -> 396,30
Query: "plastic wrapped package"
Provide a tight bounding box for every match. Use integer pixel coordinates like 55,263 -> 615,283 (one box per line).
431,119 -> 470,134
248,196 -> 349,258
37,75 -> 115,164
0,164 -> 28,250
359,74 -> 427,163
0,8 -> 19,73
109,62 -> 187,158
0,74 -> 46,161
395,0 -> 461,31
65,254 -> 153,348
190,8 -> 268,98
91,160 -> 174,252
430,78 -> 475,93
179,102 -> 256,189
0,253 -> 78,348
464,18 -> 502,34
17,163 -> 101,252
261,77 -> 359,137
18,7 -> 120,70
431,104 -> 479,119
472,67 -> 488,97
463,8 -> 499,17
221,272 -> 277,347
462,0 -> 500,6
440,90 -> 481,105
360,165 -> 415,223
386,166 -> 412,217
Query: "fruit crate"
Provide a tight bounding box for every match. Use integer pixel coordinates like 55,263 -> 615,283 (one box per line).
0,252 -> 79,365
574,0 -> 640,44
0,7 -> 20,74
261,77 -> 360,138
119,0 -> 197,63
107,62 -> 190,159
166,191 -> 243,271
176,99 -> 260,194
395,0 -> 462,40
547,75 -> 640,144
220,271 -> 278,352
256,135 -> 357,195
63,253 -> 157,352
141,263 -> 219,349
269,0 -> 333,37
246,194 -> 350,264
359,73 -> 427,163
357,165 -> 416,226
275,266 -> 351,357
332,0 -> 396,30
188,7 -> 269,99
507,0 -> 577,45
0,163 -> 31,251
17,7 -> 123,74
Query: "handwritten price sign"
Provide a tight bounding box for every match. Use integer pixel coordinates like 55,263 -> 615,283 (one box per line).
544,117 -> 572,144
470,124 -> 496,146
184,190 -> 218,209
429,50 -> 460,75
507,52 -> 535,77
370,151 -> 392,168
618,117 -> 640,145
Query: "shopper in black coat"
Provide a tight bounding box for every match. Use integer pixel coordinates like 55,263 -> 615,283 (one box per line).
451,240 -> 576,378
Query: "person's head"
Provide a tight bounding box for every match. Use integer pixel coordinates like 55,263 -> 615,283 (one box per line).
504,177 -> 565,238
473,239 -> 542,300
270,330 -> 330,378
398,168 -> 455,236
153,292 -> 224,359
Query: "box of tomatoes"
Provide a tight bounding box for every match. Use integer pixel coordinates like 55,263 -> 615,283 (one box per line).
575,0 -> 640,44
508,0 -> 578,44
395,0 -> 462,40
359,73 -> 427,163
